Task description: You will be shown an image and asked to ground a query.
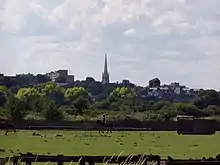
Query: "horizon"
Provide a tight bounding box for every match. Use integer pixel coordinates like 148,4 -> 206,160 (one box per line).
0,0 -> 219,90
0,69 -> 215,90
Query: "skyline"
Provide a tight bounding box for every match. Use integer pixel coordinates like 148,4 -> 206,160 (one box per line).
0,0 -> 220,90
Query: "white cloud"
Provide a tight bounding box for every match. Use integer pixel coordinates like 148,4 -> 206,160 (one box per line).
124,28 -> 136,37
0,0 -> 220,89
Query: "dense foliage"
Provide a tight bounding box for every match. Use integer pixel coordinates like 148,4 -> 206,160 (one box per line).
0,77 -> 220,121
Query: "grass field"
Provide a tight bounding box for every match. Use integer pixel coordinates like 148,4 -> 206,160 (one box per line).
0,130 -> 220,159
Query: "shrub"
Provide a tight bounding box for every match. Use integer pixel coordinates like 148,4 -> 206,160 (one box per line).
42,101 -> 64,121
203,105 -> 220,116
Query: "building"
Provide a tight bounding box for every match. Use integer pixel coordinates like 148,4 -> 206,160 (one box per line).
0,73 -> 4,85
66,75 -> 75,84
46,69 -> 74,84
101,54 -> 110,85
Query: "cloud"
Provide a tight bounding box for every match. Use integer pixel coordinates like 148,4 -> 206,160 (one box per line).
124,28 -> 136,37
0,0 -> 220,89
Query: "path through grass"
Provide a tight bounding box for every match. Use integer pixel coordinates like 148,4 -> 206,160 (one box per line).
0,130 -> 220,158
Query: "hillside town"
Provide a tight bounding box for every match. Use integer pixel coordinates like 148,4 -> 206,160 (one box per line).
0,54 -> 198,103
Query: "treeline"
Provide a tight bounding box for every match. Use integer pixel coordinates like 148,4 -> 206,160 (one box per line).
0,81 -> 220,121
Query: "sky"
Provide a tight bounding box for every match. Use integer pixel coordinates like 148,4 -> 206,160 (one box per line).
0,0 -> 220,90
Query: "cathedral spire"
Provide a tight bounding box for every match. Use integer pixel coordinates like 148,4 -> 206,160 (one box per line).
102,53 -> 110,85
104,53 -> 108,74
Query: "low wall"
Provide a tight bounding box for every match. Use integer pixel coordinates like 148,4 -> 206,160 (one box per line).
9,120 -> 176,131
3,119 -> 220,131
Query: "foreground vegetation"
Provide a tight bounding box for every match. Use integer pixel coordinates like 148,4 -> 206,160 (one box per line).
1,78 -> 220,121
1,130 -> 220,158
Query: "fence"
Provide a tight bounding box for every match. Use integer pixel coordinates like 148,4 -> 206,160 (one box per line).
4,153 -> 220,165
8,153 -> 161,165
4,119 -> 220,131
10,120 -> 177,131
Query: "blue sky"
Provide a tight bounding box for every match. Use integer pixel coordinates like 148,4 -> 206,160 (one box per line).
0,0 -> 220,89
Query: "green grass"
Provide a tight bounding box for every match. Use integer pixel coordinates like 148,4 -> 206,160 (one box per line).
0,130 -> 220,159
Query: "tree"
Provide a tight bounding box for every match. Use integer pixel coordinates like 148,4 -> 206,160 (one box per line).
0,86 -> 9,107
194,89 -> 220,109
203,105 -> 220,116
91,99 -> 111,110
72,96 -> 89,114
108,87 -> 136,101
42,99 -> 64,121
15,73 -> 37,85
64,87 -> 91,103
41,82 -> 65,105
149,78 -> 161,88
36,74 -> 51,83
7,97 -> 27,121
85,77 -> 95,84
175,103 -> 202,116
16,87 -> 42,111
87,81 -> 104,95
0,76 -> 14,88
121,80 -> 135,88
151,101 -> 171,111
16,87 -> 41,100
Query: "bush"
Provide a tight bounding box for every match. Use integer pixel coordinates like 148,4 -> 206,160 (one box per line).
203,105 -> 220,116
0,108 -> 9,119
159,103 -> 204,119
72,96 -> 90,114
8,97 -> 27,121
91,100 -> 111,110
151,101 -> 171,111
42,101 -> 64,121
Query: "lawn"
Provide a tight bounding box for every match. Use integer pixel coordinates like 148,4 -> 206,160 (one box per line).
0,130 -> 219,159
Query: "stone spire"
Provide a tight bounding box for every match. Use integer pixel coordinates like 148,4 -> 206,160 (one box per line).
102,53 -> 110,85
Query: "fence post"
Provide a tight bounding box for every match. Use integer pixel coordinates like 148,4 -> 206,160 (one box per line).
26,152 -> 33,165
57,154 -> 64,165
26,160 -> 32,165
12,156 -> 19,165
78,158 -> 85,165
88,160 -> 95,165
0,158 -> 7,165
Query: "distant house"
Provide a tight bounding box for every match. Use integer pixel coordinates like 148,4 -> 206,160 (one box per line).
145,82 -> 196,102
0,73 -> 4,85
46,70 -> 74,84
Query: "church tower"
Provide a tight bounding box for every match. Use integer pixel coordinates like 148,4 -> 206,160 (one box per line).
102,53 -> 110,85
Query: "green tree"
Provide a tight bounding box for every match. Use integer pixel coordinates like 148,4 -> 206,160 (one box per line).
91,99 -> 111,110
42,99 -> 64,121
15,73 -> 37,85
151,101 -> 171,111
0,86 -> 9,107
87,81 -> 104,95
108,87 -> 136,101
41,82 -> 65,105
65,87 -> 91,103
174,103 -> 202,116
194,89 -> 220,109
85,77 -> 95,84
203,105 -> 220,116
64,87 -> 92,113
72,96 -> 89,114
160,103 -> 203,120
16,87 -> 41,99
121,80 -> 135,88
16,87 -> 42,111
7,97 -> 27,120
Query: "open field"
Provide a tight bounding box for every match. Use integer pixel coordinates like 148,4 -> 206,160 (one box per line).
0,130 -> 220,159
